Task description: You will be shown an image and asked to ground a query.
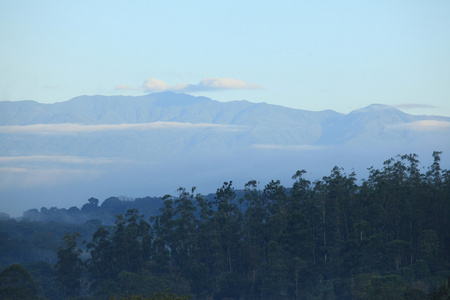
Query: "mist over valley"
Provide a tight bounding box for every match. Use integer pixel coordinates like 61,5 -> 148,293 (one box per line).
1,92 -> 449,217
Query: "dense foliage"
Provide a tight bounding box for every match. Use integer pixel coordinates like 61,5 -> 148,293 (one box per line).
22,196 -> 165,225
0,152 -> 449,299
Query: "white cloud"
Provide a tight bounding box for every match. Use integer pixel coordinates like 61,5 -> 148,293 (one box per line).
142,78 -> 172,91
0,167 -> 28,173
0,122 -> 240,134
184,77 -> 264,92
115,77 -> 264,93
388,120 -> 450,131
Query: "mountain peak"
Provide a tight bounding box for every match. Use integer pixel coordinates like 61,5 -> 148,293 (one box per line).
351,104 -> 398,114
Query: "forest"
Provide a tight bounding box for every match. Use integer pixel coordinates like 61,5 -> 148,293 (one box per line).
1,152 -> 450,300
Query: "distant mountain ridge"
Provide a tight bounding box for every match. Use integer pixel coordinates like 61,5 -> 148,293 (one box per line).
1,92 -> 450,217
1,92 -> 448,148
0,92 -> 338,125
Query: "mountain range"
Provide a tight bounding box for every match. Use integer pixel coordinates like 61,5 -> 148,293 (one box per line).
1,92 -> 449,217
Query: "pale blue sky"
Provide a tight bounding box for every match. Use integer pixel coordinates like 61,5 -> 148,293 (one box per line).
1,0 -> 449,116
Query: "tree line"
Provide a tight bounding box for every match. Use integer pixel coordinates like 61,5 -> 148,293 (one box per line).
1,152 -> 450,299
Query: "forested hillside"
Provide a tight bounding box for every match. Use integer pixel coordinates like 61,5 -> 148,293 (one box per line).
21,196 -> 166,225
1,152 -> 450,299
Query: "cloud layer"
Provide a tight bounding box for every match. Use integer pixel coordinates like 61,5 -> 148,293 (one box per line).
0,166 -> 102,188
0,155 -> 116,164
252,144 -> 324,151
388,120 -> 450,131
0,122 -> 240,134
116,77 -> 264,93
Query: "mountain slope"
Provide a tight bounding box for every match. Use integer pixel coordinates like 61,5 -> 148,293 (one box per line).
0,92 -> 345,155
0,92 -> 337,126
317,104 -> 450,145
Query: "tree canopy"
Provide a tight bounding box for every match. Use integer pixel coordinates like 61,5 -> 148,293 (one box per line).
0,152 -> 449,299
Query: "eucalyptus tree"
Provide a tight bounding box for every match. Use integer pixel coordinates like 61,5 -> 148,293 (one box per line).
212,181 -> 242,274
262,179 -> 288,244
55,232 -> 83,298
286,170 -> 315,262
191,191 -> 215,297
86,209 -> 152,299
321,166 -> 357,243
87,226 -> 114,282
171,187 -> 197,275
241,180 -> 268,294
424,151 -> 450,264
259,180 -> 290,298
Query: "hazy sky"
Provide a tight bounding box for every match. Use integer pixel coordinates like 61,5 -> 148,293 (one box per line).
1,0 -> 449,116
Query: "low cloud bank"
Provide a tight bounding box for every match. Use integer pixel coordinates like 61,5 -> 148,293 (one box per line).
388,120 -> 450,131
252,144 -> 324,151
0,155 -> 117,164
0,122 -> 239,134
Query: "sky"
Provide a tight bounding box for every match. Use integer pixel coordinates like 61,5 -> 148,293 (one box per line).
1,0 -> 450,116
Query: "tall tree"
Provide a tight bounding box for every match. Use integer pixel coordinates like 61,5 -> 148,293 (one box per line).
87,226 -> 114,283
55,232 -> 83,298
241,180 -> 271,296
212,181 -> 242,274
151,195 -> 175,275
172,187 -> 197,275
